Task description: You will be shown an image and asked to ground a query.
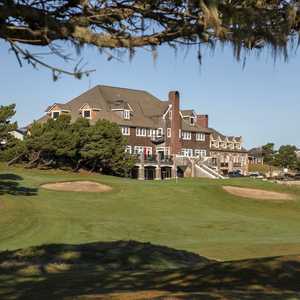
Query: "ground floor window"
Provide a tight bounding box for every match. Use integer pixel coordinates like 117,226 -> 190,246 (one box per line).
181,148 -> 193,157
125,145 -> 132,154
194,149 -> 207,157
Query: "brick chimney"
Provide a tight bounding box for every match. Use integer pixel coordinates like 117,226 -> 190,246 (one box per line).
169,91 -> 182,155
196,114 -> 209,128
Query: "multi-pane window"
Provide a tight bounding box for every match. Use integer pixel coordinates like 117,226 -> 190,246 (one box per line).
195,149 -> 207,157
181,148 -> 193,157
125,145 -> 132,154
82,109 -> 91,119
123,110 -> 130,120
52,111 -> 60,119
121,127 -> 130,136
157,128 -> 163,137
182,131 -> 192,140
136,128 -> 147,136
134,146 -> 144,154
196,133 -> 205,141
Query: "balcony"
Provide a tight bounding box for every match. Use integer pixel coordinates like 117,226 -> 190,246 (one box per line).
138,154 -> 173,165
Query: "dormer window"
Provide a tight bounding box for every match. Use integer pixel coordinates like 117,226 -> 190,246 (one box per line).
52,111 -> 60,119
82,109 -> 91,119
123,110 -> 130,120
190,117 -> 195,125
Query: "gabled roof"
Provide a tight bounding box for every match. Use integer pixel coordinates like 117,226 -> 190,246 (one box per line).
181,109 -> 195,117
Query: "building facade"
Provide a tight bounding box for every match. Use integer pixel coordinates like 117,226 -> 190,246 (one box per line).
38,85 -> 248,179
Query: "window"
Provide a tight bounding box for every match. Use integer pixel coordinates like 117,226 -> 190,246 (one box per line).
134,146 -> 144,154
195,149 -> 207,157
148,129 -> 156,137
125,145 -> 132,154
136,128 -> 147,137
235,143 -> 241,150
157,128 -> 163,137
82,109 -> 91,119
123,110 -> 130,120
182,131 -> 191,140
167,128 -> 171,138
181,148 -> 193,157
211,141 -> 219,148
196,133 -> 205,141
190,117 -> 195,125
121,127 -> 130,136
51,111 -> 60,119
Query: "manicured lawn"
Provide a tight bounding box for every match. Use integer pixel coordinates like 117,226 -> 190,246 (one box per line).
1,164 -> 300,261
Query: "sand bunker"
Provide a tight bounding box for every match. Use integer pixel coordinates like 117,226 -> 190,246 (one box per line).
41,181 -> 112,192
223,186 -> 293,201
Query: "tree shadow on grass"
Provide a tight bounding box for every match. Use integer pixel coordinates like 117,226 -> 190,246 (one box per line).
0,173 -> 37,196
0,240 -> 299,299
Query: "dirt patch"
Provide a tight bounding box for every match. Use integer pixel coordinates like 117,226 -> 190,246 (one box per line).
223,186 -> 293,201
41,181 -> 112,192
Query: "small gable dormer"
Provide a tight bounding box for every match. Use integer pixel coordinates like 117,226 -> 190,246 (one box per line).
45,103 -> 70,120
110,99 -> 133,120
79,103 -> 101,120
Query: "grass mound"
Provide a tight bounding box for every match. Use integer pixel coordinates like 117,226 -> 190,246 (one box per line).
0,240 -> 212,273
0,241 -> 300,299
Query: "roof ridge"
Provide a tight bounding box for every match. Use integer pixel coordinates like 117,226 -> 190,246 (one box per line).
97,84 -> 149,93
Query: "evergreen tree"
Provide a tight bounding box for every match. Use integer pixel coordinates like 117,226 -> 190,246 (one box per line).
0,104 -> 17,143
274,145 -> 298,169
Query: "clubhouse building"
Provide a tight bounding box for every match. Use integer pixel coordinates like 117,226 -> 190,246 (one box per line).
38,85 -> 248,179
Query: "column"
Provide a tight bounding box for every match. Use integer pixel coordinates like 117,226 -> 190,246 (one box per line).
138,153 -> 145,180
155,166 -> 161,180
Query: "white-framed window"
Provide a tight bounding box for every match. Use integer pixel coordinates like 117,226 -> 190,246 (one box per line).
123,110 -> 130,120
167,128 -> 171,138
182,131 -> 192,140
82,109 -> 91,119
134,146 -> 144,154
195,149 -> 207,157
157,128 -> 163,137
181,148 -> 193,157
125,145 -> 132,154
196,133 -> 205,141
235,143 -> 241,150
148,129 -> 156,137
136,128 -> 147,137
51,111 -> 60,119
121,127 -> 130,136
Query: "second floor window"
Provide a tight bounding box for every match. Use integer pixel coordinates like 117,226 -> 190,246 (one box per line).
82,109 -> 91,119
196,133 -> 205,141
121,127 -> 130,136
182,131 -> 191,140
123,110 -> 130,119
136,128 -> 147,136
51,111 -> 60,119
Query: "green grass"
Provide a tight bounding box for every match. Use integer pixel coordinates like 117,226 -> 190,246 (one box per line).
1,165 -> 300,299
1,164 -> 300,261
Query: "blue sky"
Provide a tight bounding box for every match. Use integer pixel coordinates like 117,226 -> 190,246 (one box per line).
0,40 -> 299,149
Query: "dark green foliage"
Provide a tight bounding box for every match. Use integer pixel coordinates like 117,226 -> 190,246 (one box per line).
262,143 -> 275,165
0,104 -> 17,141
22,116 -> 135,176
0,136 -> 26,162
273,145 -> 298,169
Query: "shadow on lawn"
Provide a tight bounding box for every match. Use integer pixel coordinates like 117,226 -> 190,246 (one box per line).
0,240 -> 300,299
0,173 -> 37,196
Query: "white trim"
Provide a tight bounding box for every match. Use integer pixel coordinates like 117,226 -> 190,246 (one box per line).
82,109 -> 92,119
51,110 -> 61,119
162,104 -> 172,119
121,126 -> 130,136
167,128 -> 171,138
